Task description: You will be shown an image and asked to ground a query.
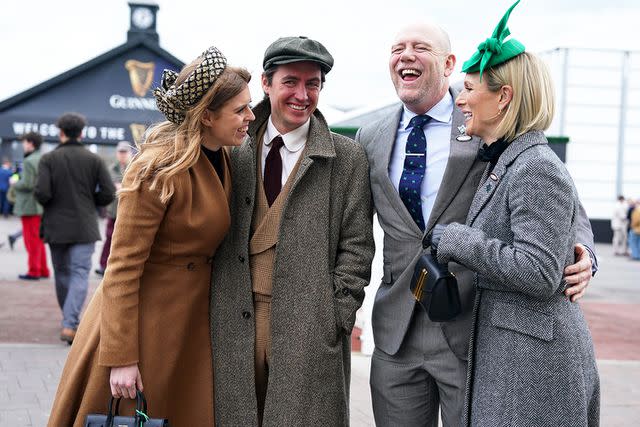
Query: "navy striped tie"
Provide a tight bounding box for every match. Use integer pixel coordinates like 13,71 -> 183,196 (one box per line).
399,115 -> 430,230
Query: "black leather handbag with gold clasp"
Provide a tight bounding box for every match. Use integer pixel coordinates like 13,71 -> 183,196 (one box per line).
84,391 -> 169,427
410,247 -> 461,322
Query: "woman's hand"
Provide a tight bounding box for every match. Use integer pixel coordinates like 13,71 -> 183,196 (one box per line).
110,364 -> 144,399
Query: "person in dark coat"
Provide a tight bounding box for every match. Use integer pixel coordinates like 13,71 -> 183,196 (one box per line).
35,113 -> 115,343
95,140 -> 132,276
0,158 -> 13,217
431,2 -> 599,425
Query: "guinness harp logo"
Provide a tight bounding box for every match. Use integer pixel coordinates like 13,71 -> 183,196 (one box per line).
130,123 -> 148,145
125,60 -> 155,97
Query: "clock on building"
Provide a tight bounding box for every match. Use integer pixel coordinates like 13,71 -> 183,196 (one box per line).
132,6 -> 154,30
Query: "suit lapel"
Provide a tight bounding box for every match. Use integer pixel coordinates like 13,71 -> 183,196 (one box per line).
373,105 -> 424,236
426,99 -> 481,232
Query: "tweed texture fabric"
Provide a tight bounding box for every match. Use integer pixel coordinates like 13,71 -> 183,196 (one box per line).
153,45 -> 226,124
437,130 -> 600,426
211,99 -> 374,426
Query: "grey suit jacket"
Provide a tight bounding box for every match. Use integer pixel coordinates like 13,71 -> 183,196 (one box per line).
356,88 -> 486,359
437,131 -> 599,425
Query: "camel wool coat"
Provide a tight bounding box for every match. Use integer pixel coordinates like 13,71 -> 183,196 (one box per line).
210,100 -> 375,426
48,149 -> 231,426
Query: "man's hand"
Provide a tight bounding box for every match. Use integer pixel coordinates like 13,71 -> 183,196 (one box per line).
563,244 -> 592,302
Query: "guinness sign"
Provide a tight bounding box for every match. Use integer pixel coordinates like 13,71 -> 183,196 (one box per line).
125,59 -> 155,97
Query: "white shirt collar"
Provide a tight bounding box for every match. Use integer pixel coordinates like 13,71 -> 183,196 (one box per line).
265,117 -> 309,153
401,91 -> 453,129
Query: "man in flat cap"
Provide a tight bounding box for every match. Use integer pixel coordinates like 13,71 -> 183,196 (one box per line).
210,36 -> 374,426
355,21 -> 598,426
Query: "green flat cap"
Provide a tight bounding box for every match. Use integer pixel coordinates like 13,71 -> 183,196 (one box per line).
461,0 -> 525,80
263,36 -> 334,73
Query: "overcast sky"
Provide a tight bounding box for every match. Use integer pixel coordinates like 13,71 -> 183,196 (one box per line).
1,0 -> 639,110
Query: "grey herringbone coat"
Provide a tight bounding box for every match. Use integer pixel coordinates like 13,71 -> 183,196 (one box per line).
437,131 -> 600,426
210,100 -> 374,426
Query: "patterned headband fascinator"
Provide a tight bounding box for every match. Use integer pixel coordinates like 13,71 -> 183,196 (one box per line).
153,46 -> 227,124
461,0 -> 525,81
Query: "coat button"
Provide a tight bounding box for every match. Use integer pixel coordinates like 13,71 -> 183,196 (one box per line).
245,197 -> 251,205
341,288 -> 351,296
238,255 -> 245,263
242,311 -> 251,319
187,262 -> 195,271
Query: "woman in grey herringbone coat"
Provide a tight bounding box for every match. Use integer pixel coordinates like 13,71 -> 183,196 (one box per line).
431,3 -> 599,425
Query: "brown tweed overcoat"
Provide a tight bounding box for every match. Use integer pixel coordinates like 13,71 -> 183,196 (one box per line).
210,100 -> 375,426
48,150 -> 231,426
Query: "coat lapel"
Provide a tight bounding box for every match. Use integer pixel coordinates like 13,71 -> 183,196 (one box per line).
426,93 -> 482,232
287,109 -> 336,194
466,130 -> 548,226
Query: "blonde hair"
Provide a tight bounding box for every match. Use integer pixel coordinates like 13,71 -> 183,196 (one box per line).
485,52 -> 555,142
121,58 -> 251,203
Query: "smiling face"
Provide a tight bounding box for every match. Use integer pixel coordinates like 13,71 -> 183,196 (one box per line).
262,62 -> 322,134
455,73 -> 505,143
389,23 -> 455,114
202,85 -> 255,149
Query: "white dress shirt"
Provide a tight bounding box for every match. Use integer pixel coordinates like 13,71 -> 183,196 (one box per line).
261,117 -> 308,186
388,92 -> 453,226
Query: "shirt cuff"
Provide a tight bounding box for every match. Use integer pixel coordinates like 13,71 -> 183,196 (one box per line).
583,245 -> 599,276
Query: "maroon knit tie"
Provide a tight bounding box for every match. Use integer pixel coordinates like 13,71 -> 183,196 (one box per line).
264,136 -> 285,206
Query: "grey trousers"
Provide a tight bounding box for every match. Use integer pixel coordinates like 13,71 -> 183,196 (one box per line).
370,307 -> 467,427
49,242 -> 95,329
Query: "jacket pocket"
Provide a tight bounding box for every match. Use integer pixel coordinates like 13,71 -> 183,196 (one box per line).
490,300 -> 554,342
382,262 -> 392,285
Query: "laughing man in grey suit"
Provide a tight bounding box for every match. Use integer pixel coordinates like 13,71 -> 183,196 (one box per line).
355,22 -> 597,426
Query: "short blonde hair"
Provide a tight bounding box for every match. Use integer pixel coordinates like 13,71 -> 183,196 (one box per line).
485,52 -> 555,142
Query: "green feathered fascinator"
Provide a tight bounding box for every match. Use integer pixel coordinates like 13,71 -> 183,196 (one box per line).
461,0 -> 525,80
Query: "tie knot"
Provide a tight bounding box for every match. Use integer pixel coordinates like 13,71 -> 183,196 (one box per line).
409,115 -> 430,130
271,135 -> 285,149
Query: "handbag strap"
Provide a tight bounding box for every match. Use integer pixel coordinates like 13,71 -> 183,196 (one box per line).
135,391 -> 150,426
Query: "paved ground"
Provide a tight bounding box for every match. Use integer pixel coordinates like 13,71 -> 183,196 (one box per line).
1,216 -> 639,426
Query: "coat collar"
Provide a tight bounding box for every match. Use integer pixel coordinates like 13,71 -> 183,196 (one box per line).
466,130 -> 548,226
248,99 -> 336,160
56,140 -> 83,149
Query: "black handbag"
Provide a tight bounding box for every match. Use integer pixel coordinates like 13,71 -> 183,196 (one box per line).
84,391 -> 170,427
410,247 -> 461,322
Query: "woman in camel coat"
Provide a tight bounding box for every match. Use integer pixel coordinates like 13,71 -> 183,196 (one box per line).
47,46 -> 255,426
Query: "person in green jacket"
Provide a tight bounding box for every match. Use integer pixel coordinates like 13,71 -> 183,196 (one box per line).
13,132 -> 50,280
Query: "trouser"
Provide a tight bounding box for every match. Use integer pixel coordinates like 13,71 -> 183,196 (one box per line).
49,242 -> 95,329
21,215 -> 49,277
370,307 -> 467,427
629,230 -> 640,260
612,228 -> 627,255
253,293 -> 272,427
99,217 -> 116,270
0,190 -> 10,215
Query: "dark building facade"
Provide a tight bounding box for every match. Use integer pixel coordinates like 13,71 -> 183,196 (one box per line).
0,2 -> 183,161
